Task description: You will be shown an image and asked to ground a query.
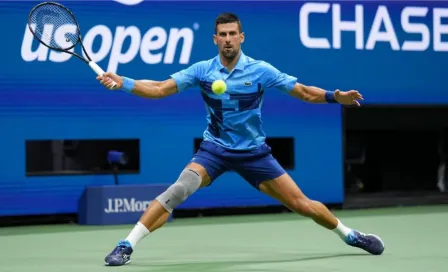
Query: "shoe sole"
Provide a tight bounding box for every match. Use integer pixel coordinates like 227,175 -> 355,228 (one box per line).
104,260 -> 131,266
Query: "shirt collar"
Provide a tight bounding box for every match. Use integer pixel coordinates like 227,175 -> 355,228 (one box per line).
216,51 -> 247,72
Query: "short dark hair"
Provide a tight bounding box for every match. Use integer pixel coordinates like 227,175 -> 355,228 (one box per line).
215,13 -> 242,34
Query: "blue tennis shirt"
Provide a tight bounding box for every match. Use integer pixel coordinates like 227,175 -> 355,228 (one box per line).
171,52 -> 297,150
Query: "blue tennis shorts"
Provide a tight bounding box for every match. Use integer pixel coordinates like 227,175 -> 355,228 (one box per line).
191,140 -> 286,189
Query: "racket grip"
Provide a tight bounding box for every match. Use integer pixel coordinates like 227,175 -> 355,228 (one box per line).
89,61 -> 117,88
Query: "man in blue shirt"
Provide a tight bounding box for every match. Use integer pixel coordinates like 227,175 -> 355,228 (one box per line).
98,13 -> 384,266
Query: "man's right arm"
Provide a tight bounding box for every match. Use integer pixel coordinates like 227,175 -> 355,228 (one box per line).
97,61 -> 205,99
98,73 -> 178,99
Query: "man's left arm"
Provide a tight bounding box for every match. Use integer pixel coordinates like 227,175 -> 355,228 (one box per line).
262,62 -> 363,106
289,83 -> 364,106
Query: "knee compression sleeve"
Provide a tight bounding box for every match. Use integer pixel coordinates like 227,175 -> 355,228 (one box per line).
156,168 -> 201,213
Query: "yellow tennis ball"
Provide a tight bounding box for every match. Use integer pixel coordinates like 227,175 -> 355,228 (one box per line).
212,80 -> 227,95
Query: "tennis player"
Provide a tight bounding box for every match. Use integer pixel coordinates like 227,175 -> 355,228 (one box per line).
98,13 -> 384,266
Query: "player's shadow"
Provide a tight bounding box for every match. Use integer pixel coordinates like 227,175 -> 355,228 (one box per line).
132,252 -> 368,271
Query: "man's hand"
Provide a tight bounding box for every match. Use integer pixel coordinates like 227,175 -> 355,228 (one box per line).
334,89 -> 364,106
96,72 -> 123,90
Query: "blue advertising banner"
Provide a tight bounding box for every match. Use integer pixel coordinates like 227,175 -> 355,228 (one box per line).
78,184 -> 172,225
1,0 -> 445,216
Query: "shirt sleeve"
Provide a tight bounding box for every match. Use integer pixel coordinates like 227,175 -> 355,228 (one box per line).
170,61 -> 205,93
262,62 -> 297,94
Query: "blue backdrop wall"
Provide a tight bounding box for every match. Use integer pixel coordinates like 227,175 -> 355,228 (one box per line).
0,0 -> 446,216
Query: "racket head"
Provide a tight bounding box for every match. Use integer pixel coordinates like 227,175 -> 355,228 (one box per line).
27,1 -> 81,52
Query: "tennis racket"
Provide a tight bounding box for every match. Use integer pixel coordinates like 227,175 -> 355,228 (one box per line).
27,1 -> 117,88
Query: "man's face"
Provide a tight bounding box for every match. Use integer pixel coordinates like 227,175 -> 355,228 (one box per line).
214,22 -> 244,60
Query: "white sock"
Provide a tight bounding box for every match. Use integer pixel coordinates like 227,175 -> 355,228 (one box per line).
332,219 -> 352,241
125,222 -> 150,249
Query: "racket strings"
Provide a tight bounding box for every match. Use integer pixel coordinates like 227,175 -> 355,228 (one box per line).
29,3 -> 79,50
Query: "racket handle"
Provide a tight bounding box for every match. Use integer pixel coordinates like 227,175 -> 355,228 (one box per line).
89,61 -> 117,88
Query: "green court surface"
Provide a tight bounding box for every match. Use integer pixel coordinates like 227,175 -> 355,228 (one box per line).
1,205 -> 448,272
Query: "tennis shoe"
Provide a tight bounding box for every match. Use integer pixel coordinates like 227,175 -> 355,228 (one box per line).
345,230 -> 385,255
104,239 -> 133,266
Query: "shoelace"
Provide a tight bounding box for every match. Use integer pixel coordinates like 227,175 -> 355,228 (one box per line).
112,244 -> 128,255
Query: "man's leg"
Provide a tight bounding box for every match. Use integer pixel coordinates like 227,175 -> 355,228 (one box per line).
104,163 -> 213,266
231,143 -> 384,255
258,173 -> 385,255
